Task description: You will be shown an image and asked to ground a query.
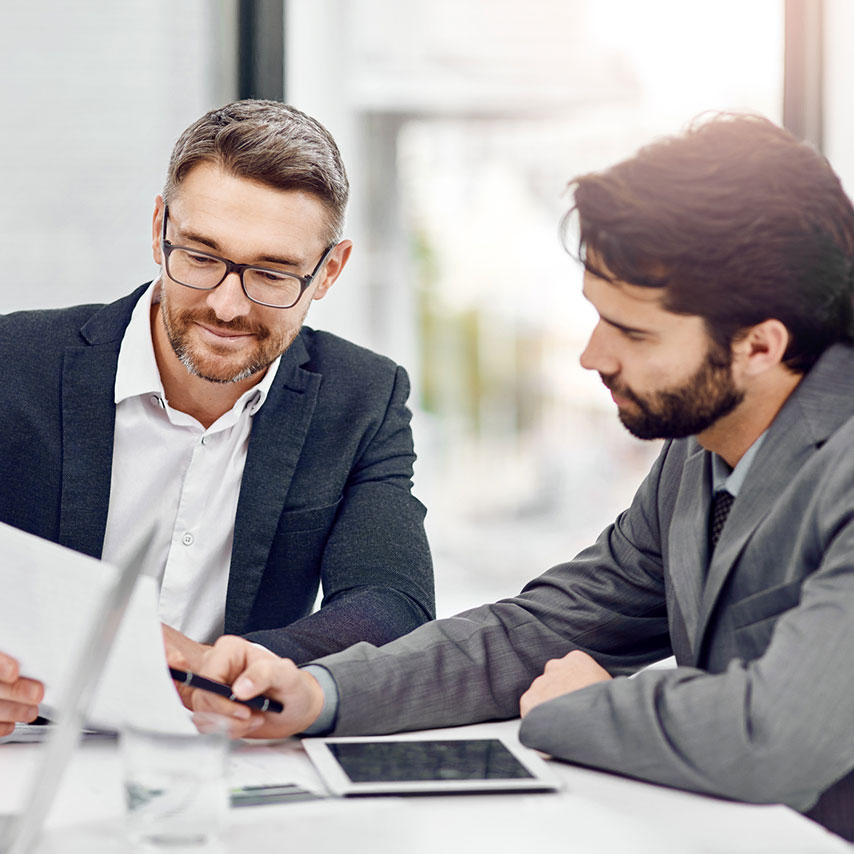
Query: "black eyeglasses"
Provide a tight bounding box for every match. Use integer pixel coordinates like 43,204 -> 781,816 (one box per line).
160,206 -> 336,309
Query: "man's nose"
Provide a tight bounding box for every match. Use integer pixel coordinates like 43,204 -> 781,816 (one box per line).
205,272 -> 252,322
579,323 -> 619,375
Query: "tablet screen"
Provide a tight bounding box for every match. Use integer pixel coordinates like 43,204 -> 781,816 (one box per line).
303,734 -> 562,795
328,738 -> 535,783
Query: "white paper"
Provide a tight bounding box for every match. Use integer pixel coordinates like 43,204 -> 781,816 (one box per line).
0,522 -> 194,733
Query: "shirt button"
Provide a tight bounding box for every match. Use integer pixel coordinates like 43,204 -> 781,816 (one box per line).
200,435 -> 208,445
182,532 -> 194,546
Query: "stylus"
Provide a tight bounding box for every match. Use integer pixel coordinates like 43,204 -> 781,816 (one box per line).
169,667 -> 285,714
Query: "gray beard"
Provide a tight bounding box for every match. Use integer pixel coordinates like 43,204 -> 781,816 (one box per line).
172,344 -> 268,385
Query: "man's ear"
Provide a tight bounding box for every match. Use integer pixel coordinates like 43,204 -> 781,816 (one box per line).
731,319 -> 790,379
151,196 -> 165,266
312,240 -> 353,302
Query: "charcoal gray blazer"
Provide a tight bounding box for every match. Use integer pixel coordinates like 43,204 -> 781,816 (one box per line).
315,343 -> 854,841
0,284 -> 434,662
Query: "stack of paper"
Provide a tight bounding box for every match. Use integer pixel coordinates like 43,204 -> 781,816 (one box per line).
0,522 -> 194,734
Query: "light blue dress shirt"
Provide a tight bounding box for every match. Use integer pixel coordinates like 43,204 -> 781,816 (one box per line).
710,432 -> 767,497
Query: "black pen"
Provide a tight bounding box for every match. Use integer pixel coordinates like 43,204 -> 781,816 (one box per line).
169,667 -> 284,714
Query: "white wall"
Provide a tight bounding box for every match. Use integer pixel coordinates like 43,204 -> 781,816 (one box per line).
0,2 -> 234,314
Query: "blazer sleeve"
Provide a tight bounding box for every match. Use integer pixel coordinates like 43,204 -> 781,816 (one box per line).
243,365 -> 435,661
519,438 -> 854,813
314,441 -> 674,733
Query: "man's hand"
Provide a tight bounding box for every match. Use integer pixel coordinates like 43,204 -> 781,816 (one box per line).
0,651 -> 44,737
519,650 -> 611,718
162,624 -> 212,672
187,636 -> 325,739
162,625 -> 213,709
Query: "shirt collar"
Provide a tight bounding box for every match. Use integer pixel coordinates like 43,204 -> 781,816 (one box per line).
710,431 -> 767,497
114,279 -> 281,420
114,281 -> 164,405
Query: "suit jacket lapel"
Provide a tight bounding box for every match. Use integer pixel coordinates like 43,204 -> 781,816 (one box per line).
693,344 -> 854,656
695,416 -> 814,653
666,443 -> 711,661
226,333 -> 320,634
59,346 -> 119,556
58,287 -> 144,557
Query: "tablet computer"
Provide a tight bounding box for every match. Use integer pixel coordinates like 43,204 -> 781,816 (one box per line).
303,735 -> 562,796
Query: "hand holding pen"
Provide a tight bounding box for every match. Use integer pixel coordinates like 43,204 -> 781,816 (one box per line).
169,667 -> 284,714
176,635 -> 325,739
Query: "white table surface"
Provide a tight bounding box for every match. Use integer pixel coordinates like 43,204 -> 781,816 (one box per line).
1,720 -> 849,854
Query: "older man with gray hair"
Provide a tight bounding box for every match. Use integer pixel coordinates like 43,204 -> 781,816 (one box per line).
0,101 -> 435,733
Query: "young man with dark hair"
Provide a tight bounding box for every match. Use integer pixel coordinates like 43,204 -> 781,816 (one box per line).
188,114 -> 854,841
0,101 -> 435,732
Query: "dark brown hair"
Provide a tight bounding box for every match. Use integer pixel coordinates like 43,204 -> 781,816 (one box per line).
163,100 -> 349,242
565,113 -> 854,372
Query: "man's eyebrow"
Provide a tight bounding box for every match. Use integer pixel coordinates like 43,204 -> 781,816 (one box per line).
581,283 -> 657,337
174,224 -> 305,268
600,315 -> 655,336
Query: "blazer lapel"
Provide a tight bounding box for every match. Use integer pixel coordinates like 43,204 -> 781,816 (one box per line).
693,344 -> 854,656
58,289 -> 144,557
59,346 -> 119,557
695,417 -> 814,653
225,334 -> 320,634
666,443 -> 711,661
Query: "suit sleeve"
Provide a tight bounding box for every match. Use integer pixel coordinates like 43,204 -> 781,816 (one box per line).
313,442 -> 674,733
244,365 -> 435,661
519,444 -> 854,813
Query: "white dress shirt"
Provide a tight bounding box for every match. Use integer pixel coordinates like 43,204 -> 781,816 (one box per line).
100,282 -> 280,643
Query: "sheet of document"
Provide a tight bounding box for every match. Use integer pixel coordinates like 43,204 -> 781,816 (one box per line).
0,521 -> 194,733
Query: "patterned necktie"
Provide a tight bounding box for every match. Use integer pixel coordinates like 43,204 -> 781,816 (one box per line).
709,489 -> 735,550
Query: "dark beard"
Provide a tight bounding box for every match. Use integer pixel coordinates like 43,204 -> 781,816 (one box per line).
601,344 -> 744,440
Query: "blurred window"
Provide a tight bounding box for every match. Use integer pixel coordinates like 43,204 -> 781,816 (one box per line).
290,0 -> 784,613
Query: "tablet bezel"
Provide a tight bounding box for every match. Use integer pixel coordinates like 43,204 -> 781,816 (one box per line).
302,735 -> 562,796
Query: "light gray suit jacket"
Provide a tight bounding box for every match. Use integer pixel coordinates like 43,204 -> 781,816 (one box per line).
315,343 -> 854,836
